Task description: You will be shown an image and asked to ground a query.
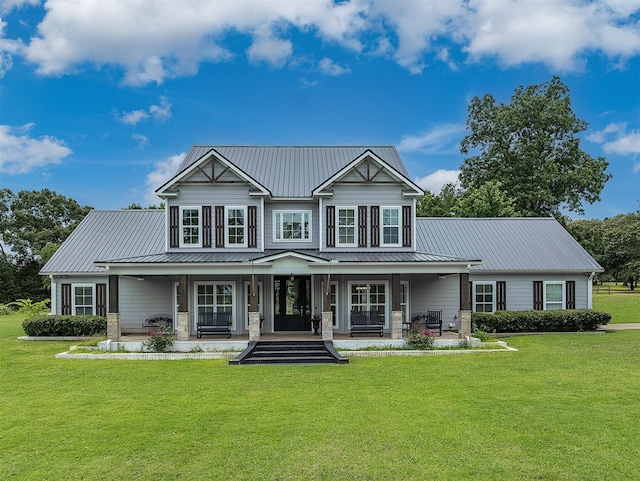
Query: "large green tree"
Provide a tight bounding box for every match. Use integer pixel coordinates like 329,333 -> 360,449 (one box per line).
460,76 -> 611,218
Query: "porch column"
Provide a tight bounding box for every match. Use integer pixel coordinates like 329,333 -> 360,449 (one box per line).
322,275 -> 333,341
458,272 -> 472,338
176,275 -> 189,341
106,275 -> 120,341
248,273 -> 260,341
390,274 -> 403,339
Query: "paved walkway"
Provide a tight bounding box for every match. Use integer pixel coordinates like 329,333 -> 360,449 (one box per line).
601,323 -> 640,330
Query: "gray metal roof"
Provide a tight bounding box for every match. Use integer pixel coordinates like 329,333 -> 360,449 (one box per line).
99,249 -> 471,265
176,146 -> 409,198
417,217 -> 603,272
40,210 -> 165,274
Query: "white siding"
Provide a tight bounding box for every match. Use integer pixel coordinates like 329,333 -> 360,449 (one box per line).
119,277 -> 173,333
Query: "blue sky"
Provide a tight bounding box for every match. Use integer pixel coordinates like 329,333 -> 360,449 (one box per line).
1,0 -> 639,220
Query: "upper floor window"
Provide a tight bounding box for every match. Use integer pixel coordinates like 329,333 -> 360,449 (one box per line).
337,207 -> 356,246
180,206 -> 201,247
226,207 -> 246,247
274,211 -> 311,242
381,207 -> 400,246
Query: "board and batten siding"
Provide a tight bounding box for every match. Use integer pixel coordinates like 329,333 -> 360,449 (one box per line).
166,183 -> 262,252
322,183 -> 415,252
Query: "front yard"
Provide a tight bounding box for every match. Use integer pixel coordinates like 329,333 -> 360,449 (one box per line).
1,312 -> 639,480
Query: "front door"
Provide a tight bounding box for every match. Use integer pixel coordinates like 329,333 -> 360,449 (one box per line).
274,276 -> 311,331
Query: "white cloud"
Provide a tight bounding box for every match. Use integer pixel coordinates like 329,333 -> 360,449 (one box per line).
588,122 -> 640,156
414,169 -> 461,194
0,17 -> 25,78
144,152 -> 186,205
397,123 -> 466,153
132,133 -> 149,150
2,0 -> 635,84
318,57 -> 350,76
0,0 -> 39,15
117,96 -> 172,126
0,123 -> 73,174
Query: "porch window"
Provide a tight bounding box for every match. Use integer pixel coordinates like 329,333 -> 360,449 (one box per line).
322,281 -> 339,327
274,211 -> 311,242
350,282 -> 387,326
401,281 -> 409,322
72,284 -> 95,315
544,282 -> 564,310
226,207 -> 246,247
195,282 -> 235,329
381,207 -> 400,246
337,207 -> 356,246
474,282 -> 495,313
180,206 -> 201,247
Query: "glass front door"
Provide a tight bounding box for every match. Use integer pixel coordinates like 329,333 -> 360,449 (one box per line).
274,276 -> 311,331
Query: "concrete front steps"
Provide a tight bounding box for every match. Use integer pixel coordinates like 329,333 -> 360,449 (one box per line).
230,340 -> 348,365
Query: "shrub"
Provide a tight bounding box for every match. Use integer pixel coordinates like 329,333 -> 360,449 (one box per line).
22,315 -> 107,337
143,326 -> 175,352
8,298 -> 51,321
472,310 -> 611,333
406,323 -> 435,350
0,304 -> 15,316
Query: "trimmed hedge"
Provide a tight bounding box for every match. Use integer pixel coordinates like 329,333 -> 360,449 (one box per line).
472,310 -> 611,333
22,315 -> 107,337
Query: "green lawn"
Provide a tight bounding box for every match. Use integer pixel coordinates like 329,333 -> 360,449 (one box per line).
593,291 -> 640,324
2,314 -> 639,480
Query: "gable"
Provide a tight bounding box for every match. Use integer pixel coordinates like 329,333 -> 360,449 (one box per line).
312,150 -> 423,198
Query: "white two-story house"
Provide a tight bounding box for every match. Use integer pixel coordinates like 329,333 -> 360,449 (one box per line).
41,146 -> 603,341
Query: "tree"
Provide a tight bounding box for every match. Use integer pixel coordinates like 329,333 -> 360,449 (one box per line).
460,76 -> 611,218
454,181 -> 520,218
417,183 -> 461,217
603,213 -> 640,290
0,189 -> 92,259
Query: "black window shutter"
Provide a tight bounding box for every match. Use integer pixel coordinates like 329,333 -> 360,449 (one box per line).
96,283 -> 107,317
326,206 -> 335,248
533,281 -> 543,310
215,206 -> 225,248
358,206 -> 367,248
402,205 -> 412,247
496,281 -> 507,311
61,283 -> 72,315
566,281 -> 576,309
370,206 -> 380,247
202,206 -> 212,248
248,205 -> 257,248
169,206 -> 179,248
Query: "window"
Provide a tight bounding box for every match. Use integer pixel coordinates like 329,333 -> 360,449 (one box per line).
274,211 -> 311,242
474,282 -> 495,313
322,281 -> 339,327
544,282 -> 564,310
349,282 -> 387,327
180,206 -> 201,247
195,282 -> 235,329
73,284 -> 94,315
226,207 -> 246,247
401,281 -> 409,323
381,207 -> 400,246
337,208 -> 356,246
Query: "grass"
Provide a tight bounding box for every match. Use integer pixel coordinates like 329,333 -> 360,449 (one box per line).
593,290 -> 640,324
2,314 -> 640,480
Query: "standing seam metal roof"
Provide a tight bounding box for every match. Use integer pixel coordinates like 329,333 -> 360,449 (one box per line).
176,146 -> 409,198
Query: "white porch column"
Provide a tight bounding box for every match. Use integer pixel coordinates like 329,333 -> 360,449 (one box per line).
321,311 -> 333,341
176,312 -> 189,341
106,313 -> 121,341
391,311 -> 403,339
249,312 -> 261,342
458,310 -> 471,339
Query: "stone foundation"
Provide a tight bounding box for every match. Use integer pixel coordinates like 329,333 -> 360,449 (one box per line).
176,312 -> 190,341
322,311 -> 333,341
106,313 -> 121,341
391,311 -> 403,339
458,309 -> 471,339
249,312 -> 261,342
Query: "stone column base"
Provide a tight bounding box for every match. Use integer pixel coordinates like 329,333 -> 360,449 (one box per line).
391,311 -> 403,339
321,311 -> 333,341
176,312 -> 190,341
106,313 -> 121,341
249,311 -> 261,342
458,309 -> 471,339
